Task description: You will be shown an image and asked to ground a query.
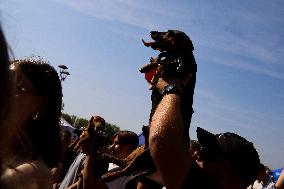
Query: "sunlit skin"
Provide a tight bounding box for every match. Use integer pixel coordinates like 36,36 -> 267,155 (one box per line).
276,170 -> 284,189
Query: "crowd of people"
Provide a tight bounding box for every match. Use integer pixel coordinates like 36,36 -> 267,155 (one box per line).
0,23 -> 283,189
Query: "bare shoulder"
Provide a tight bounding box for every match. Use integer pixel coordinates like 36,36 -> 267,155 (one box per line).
276,169 -> 284,189
1,159 -> 52,189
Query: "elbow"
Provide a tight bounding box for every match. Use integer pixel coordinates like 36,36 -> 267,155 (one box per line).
149,131 -> 166,158
149,132 -> 160,149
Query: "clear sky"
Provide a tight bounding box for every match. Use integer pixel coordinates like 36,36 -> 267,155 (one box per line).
1,0 -> 283,169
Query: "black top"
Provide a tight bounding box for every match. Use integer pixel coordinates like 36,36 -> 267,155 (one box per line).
182,161 -> 220,189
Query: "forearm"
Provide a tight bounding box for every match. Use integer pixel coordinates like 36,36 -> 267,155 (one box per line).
149,93 -> 191,189
81,155 -> 94,189
81,155 -> 108,189
276,170 -> 284,189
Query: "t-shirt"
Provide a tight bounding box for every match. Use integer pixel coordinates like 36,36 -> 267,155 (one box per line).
182,161 -> 219,189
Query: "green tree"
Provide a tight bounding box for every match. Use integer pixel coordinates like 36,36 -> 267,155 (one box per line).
62,113 -> 73,125
74,118 -> 89,129
104,123 -> 120,145
62,113 -> 88,129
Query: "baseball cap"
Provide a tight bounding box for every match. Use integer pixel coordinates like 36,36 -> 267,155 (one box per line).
196,127 -> 261,186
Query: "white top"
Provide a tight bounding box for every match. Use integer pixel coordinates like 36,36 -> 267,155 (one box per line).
248,178 -> 276,189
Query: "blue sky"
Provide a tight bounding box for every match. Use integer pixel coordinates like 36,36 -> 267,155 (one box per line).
1,0 -> 283,169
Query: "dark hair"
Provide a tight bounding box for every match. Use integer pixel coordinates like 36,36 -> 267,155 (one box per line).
12,58 -> 63,168
0,27 -> 10,111
217,132 -> 260,186
197,127 -> 260,186
113,130 -> 139,151
0,25 -> 10,176
258,163 -> 265,171
0,26 -> 10,132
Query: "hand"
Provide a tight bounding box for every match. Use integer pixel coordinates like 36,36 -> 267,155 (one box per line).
80,132 -> 96,155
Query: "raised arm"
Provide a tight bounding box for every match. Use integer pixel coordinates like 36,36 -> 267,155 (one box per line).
276,169 -> 284,189
67,126 -> 109,189
149,75 -> 193,189
81,155 -> 108,189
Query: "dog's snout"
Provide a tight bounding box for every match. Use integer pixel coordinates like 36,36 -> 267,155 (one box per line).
150,31 -> 158,35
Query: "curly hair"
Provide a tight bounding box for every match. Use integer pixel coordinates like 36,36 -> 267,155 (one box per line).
11,58 -> 63,168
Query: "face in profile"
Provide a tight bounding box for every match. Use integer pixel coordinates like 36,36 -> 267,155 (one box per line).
9,63 -> 45,128
61,130 -> 71,149
109,136 -> 133,159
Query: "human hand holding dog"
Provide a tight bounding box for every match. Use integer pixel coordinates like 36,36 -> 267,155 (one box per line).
80,131 -> 96,156
151,73 -> 194,94
75,116 -> 96,155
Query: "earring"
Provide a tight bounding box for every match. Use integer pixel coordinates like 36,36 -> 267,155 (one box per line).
33,111 -> 39,120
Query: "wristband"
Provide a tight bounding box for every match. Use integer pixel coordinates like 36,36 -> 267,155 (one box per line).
161,84 -> 183,96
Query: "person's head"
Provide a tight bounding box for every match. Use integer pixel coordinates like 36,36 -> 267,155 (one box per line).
195,127 -> 260,188
9,58 -> 63,168
73,128 -> 83,139
255,164 -> 270,182
61,129 -> 72,149
109,130 -> 139,159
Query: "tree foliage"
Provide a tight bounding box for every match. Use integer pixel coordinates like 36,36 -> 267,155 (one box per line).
104,122 -> 120,144
62,113 -> 88,129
